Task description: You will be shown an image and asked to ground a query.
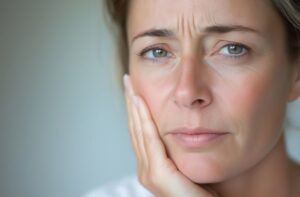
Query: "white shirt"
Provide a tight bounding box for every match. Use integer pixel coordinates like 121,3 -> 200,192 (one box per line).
84,175 -> 154,197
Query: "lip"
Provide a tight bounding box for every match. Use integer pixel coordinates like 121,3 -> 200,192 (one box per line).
166,127 -> 229,148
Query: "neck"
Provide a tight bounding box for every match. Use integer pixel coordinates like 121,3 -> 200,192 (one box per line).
210,134 -> 292,197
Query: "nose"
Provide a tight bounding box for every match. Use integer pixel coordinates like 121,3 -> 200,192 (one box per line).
173,56 -> 212,109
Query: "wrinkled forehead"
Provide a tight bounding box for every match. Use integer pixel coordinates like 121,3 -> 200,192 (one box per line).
127,0 -> 282,39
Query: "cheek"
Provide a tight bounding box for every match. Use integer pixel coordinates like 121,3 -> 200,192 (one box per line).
222,66 -> 289,161
225,78 -> 268,121
223,67 -> 287,127
131,76 -> 167,126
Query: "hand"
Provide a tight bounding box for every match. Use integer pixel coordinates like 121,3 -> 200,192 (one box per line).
123,74 -> 219,197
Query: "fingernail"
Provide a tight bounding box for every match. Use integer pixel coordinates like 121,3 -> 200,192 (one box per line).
123,74 -> 129,88
123,74 -> 134,95
123,74 -> 131,95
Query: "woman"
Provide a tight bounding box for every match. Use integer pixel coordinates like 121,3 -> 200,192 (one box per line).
87,0 -> 300,196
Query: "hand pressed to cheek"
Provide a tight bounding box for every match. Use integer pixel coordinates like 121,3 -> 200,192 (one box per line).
124,74 -> 220,196
124,75 -> 165,185
123,74 -> 168,171
123,74 -> 149,167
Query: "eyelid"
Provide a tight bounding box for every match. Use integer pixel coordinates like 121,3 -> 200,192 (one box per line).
221,44 -> 249,56
211,41 -> 251,57
137,41 -> 251,62
138,44 -> 174,59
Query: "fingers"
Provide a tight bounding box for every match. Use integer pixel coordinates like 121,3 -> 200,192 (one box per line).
123,77 -> 137,150
124,90 -> 140,160
135,95 -> 169,168
123,75 -> 148,168
123,74 -> 167,168
123,75 -> 172,186
122,74 -> 217,197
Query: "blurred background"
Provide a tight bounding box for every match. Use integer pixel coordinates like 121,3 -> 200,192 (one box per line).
0,0 -> 299,196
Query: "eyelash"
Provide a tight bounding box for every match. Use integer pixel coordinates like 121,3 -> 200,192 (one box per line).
217,43 -> 250,59
138,46 -> 172,63
138,43 -> 251,62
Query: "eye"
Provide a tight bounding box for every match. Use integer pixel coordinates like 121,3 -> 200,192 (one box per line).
140,47 -> 171,60
219,43 -> 249,57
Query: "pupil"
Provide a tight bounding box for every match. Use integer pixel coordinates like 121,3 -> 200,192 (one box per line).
229,45 -> 242,54
154,49 -> 166,57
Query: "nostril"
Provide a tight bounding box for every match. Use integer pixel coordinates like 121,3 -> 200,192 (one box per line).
174,97 -> 208,109
192,98 -> 206,106
196,99 -> 204,104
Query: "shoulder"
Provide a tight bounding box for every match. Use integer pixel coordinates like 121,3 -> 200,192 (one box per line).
84,175 -> 154,197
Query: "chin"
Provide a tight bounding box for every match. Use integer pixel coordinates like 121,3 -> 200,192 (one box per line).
171,152 -> 230,183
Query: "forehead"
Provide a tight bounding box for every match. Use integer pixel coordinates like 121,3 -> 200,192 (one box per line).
127,0 -> 282,38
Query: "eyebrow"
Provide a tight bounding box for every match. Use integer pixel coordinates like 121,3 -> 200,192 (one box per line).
131,29 -> 175,43
131,25 -> 262,44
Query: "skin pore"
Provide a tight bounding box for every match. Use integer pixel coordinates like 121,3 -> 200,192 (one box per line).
126,0 -> 300,196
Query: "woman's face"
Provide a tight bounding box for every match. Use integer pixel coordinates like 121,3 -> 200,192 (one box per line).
127,0 -> 298,183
